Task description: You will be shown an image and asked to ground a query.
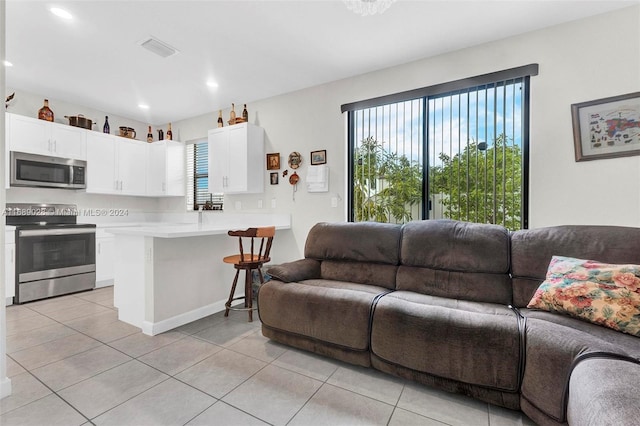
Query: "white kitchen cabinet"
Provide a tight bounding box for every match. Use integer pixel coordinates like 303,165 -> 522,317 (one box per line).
95,229 -> 114,287
147,140 -> 185,196
86,132 -> 147,195
86,132 -> 117,193
208,123 -> 264,194
5,229 -> 15,305
118,138 -> 147,195
7,112 -> 86,160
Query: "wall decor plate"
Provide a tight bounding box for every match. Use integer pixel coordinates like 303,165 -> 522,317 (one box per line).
288,152 -> 302,169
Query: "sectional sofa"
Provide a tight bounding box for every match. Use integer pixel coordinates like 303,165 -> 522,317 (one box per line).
258,220 -> 640,425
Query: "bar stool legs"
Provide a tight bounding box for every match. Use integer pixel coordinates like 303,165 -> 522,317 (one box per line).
224,266 -> 259,321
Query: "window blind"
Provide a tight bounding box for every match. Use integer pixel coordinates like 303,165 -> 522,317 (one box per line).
186,140 -> 210,210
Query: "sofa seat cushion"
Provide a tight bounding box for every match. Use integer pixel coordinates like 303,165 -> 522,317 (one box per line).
567,357 -> 640,426
520,309 -> 640,358
258,279 -> 390,351
370,291 -> 521,391
520,317 -> 637,424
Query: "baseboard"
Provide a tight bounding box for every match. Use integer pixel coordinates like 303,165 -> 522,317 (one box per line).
5,297 -> 13,306
0,377 -> 12,400
141,298 -> 229,336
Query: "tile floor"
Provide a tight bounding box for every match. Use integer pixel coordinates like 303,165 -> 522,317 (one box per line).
1,286 -> 536,425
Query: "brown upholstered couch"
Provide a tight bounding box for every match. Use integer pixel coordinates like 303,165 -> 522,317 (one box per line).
258,220 -> 640,425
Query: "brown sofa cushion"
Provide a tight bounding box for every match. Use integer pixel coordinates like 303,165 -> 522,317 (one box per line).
397,220 -> 512,304
267,259 -> 321,283
258,279 -> 390,351
520,317 -> 635,423
511,225 -> 640,308
370,291 -> 521,392
568,357 -> 640,426
304,221 -> 402,265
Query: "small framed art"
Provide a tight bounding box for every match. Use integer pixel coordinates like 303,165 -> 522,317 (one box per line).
311,149 -> 327,165
270,172 -> 279,185
266,153 -> 280,170
571,91 -> 640,161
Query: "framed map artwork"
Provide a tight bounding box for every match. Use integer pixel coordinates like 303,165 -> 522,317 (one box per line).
572,92 -> 640,161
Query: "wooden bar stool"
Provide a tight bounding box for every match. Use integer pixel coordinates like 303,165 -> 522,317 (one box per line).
223,226 -> 275,321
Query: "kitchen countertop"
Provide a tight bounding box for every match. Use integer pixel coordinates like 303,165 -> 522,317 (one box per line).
104,213 -> 291,238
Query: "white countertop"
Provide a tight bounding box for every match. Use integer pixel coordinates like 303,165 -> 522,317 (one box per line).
104,213 -> 291,238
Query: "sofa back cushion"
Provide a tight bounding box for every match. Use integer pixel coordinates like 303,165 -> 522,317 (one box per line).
511,225 -> 640,307
397,220 -> 512,304
305,221 -> 402,289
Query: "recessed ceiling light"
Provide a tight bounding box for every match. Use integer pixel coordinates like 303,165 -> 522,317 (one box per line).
50,7 -> 73,20
138,104 -> 150,109
3,60 -> 13,67
206,81 -> 219,88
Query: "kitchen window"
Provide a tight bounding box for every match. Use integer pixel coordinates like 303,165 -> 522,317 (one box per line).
342,64 -> 537,230
186,139 -> 224,210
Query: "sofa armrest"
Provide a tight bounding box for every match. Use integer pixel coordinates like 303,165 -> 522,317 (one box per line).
267,259 -> 321,282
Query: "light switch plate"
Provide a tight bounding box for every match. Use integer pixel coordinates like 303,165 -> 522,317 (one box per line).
271,198 -> 276,208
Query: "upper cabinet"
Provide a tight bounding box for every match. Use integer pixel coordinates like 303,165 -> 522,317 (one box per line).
208,123 -> 264,194
86,132 -> 183,197
147,140 -> 185,196
86,132 -> 147,195
7,112 -> 86,160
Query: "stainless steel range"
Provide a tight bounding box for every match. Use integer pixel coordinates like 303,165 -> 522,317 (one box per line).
5,203 -> 96,304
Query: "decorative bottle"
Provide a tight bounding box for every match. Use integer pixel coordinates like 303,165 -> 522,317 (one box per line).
103,116 -> 110,133
38,99 -> 54,122
230,103 -> 236,123
242,104 -> 248,121
166,123 -> 173,140
158,128 -> 164,141
147,126 -> 153,143
217,110 -> 223,128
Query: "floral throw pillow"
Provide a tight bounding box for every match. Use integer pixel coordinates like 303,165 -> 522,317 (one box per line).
527,256 -> 640,337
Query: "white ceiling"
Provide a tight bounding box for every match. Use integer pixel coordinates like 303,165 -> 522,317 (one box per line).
6,0 -> 638,125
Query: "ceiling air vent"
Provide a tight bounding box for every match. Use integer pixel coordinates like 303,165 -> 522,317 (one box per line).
139,36 -> 178,58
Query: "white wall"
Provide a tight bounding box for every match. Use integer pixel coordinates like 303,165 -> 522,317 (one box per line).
1,0 -> 11,401
162,6 -> 640,262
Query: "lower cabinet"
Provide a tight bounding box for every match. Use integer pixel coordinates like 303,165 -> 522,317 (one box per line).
5,230 -> 15,305
96,230 -> 115,287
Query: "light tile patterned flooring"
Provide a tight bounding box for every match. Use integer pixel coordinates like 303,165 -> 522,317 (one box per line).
1,286 -> 536,425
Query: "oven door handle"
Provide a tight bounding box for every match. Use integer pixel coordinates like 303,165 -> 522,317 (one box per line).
19,228 -> 96,237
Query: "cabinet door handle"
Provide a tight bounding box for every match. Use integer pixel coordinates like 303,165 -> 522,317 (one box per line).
162,182 -> 166,192
53,140 -> 57,152
48,139 -> 52,151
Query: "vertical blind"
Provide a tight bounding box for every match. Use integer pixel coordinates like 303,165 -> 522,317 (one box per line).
345,65 -> 535,230
427,79 -> 525,230
185,140 -> 209,210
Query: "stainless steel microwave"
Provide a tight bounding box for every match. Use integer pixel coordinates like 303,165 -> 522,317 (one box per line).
10,151 -> 87,189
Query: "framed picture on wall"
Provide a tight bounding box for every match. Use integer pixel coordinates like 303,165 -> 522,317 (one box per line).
571,91 -> 640,161
311,150 -> 327,165
266,153 -> 280,170
270,172 -> 279,185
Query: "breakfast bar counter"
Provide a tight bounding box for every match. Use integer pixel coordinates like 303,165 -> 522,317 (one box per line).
106,214 -> 291,335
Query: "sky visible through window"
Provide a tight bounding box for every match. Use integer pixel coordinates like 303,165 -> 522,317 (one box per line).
351,79 -> 525,228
